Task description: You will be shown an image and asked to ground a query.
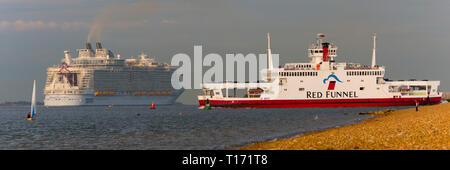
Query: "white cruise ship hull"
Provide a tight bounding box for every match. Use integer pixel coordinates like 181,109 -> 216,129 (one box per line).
44,92 -> 182,107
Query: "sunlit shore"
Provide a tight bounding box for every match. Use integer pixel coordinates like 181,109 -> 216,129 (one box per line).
240,103 -> 450,150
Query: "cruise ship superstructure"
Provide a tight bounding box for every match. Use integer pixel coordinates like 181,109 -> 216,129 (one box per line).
198,33 -> 442,108
44,42 -> 183,106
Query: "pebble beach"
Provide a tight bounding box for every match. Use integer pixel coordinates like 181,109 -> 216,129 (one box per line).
240,103 -> 450,150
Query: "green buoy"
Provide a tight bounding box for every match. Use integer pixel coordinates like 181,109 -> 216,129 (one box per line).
204,99 -> 211,110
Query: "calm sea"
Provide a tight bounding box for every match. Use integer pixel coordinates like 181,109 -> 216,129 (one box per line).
0,105 -> 406,150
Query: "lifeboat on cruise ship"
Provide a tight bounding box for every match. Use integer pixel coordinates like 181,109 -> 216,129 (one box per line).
400,88 -> 410,92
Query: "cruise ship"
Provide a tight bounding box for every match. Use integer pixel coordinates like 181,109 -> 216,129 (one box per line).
44,42 -> 183,106
198,33 -> 442,108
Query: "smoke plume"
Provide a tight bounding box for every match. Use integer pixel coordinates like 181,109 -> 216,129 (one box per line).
87,1 -> 157,42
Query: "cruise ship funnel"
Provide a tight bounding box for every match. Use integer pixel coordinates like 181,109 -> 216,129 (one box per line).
96,42 -> 102,49
85,42 -> 92,50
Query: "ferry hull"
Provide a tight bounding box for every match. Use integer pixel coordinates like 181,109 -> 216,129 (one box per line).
198,97 -> 442,108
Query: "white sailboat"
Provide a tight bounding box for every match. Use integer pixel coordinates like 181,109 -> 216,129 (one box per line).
27,80 -> 36,121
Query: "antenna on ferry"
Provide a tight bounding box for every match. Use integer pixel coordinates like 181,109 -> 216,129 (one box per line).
371,33 -> 376,67
267,33 -> 273,71
267,33 -> 273,82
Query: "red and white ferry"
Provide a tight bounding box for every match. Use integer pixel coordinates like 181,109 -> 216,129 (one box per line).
198,33 -> 442,108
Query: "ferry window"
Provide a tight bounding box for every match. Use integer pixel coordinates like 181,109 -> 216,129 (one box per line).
319,50 -> 323,53
299,88 -> 305,91
360,87 -> 365,90
315,50 -> 318,53
361,79 -> 364,82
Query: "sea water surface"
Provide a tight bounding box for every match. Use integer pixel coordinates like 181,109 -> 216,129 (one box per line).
0,105 -> 407,150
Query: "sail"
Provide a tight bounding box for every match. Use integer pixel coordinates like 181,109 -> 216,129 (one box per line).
30,80 -> 36,118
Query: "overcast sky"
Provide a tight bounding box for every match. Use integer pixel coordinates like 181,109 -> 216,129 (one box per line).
1,0 -> 450,103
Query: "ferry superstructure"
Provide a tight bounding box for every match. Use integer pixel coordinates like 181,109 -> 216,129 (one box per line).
44,42 -> 183,106
198,33 -> 441,108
